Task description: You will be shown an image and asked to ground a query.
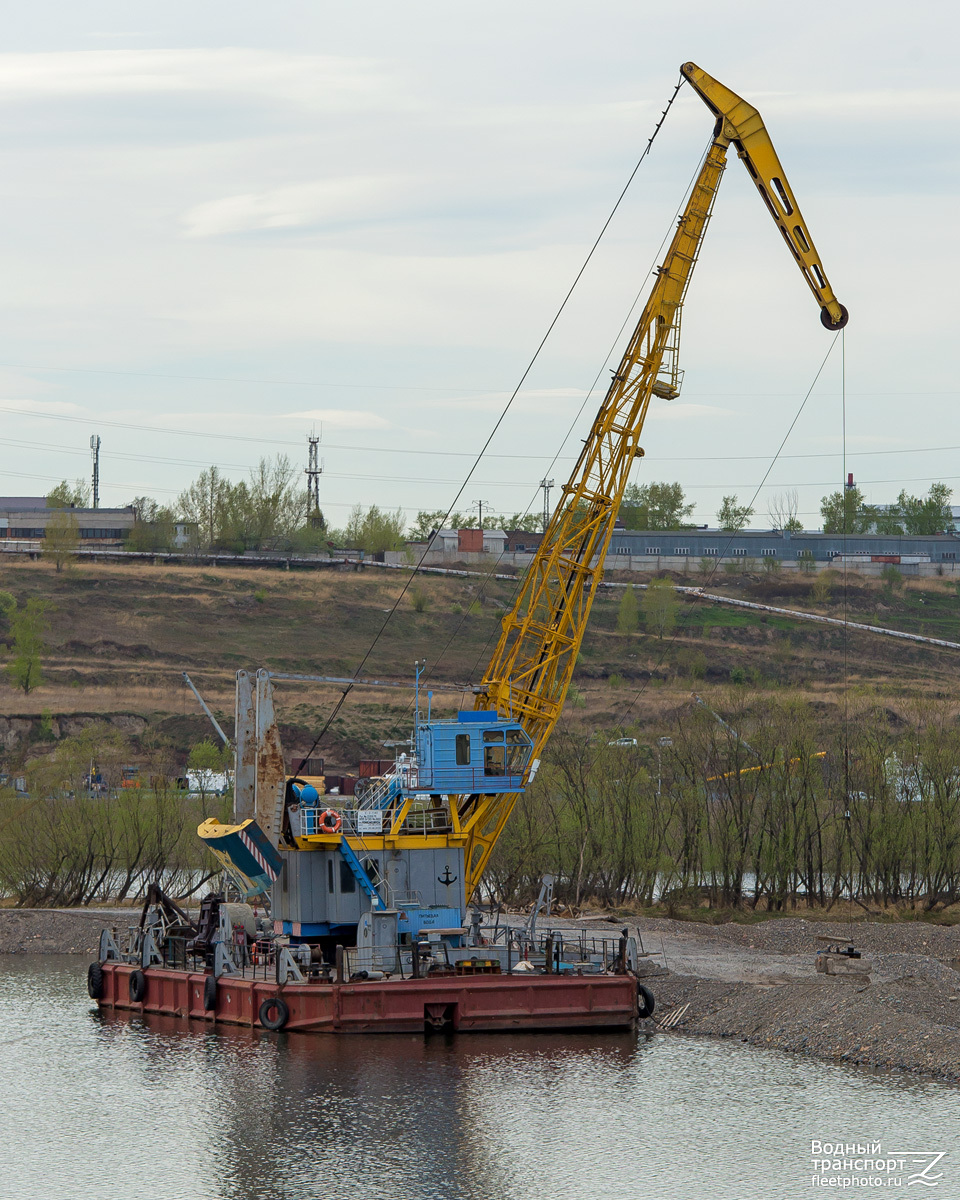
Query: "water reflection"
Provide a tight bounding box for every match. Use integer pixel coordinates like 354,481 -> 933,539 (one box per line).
1,958 -> 959,1200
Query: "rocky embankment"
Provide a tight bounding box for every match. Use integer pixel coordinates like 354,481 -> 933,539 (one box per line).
4,907 -> 960,1081
624,916 -> 960,1082
0,908 -> 127,955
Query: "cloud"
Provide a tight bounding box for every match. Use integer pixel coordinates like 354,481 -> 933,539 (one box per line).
0,49 -> 391,109
182,176 -> 405,239
0,398 -> 85,416
646,403 -> 735,421
749,87 -> 960,120
412,386 -> 589,413
279,408 -> 393,430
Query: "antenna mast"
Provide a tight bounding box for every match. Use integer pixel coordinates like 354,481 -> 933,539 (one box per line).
90,435 -> 101,509
306,430 -> 324,529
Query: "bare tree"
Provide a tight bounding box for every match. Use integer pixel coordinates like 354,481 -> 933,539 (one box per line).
768,489 -> 803,531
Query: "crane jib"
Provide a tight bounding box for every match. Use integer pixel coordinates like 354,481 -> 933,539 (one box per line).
459,65 -> 847,900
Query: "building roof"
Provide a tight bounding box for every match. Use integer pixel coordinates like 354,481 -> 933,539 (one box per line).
0,497 -> 47,509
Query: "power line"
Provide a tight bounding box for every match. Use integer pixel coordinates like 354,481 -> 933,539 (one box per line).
0,357 -> 957,401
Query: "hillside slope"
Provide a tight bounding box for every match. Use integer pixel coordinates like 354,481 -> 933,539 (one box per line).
1,559 -> 958,769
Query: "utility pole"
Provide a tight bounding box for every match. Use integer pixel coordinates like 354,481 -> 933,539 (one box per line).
539,478 -> 554,531
306,429 -> 325,529
473,499 -> 491,530
90,435 -> 101,509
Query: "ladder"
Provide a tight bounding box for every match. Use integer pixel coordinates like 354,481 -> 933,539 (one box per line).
338,838 -> 383,908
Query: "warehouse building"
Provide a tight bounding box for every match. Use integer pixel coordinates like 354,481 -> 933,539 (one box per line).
608,527 -> 960,564
0,497 -> 136,548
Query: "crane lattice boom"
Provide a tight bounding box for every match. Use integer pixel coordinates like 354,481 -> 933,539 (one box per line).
459,64 -> 846,898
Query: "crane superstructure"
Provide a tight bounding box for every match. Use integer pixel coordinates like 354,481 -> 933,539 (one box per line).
200,64 -> 846,942
457,62 -> 847,896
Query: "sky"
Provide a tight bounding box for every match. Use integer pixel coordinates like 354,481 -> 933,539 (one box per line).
0,1 -> 957,531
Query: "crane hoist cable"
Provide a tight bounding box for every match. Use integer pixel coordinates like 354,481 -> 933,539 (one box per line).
457,62 -> 847,899
295,74 -> 689,774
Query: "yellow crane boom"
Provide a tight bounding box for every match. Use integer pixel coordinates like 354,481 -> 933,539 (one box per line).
459,64 -> 846,898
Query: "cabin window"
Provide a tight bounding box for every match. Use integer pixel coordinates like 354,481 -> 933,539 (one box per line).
328,859 -> 334,894
484,746 -> 505,776
455,733 -> 471,766
339,860 -> 356,894
505,729 -> 531,773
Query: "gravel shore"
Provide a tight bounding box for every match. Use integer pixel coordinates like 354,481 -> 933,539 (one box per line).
4,907 -> 959,1082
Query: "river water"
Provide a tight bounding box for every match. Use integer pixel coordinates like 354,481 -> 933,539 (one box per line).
2,957 -> 958,1200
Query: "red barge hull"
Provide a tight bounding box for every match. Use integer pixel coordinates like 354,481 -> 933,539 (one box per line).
97,962 -> 640,1034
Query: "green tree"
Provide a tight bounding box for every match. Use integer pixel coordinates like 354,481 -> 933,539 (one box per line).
126,503 -> 176,552
503,512 -> 543,533
175,457 -> 309,552
408,509 -> 474,540
46,479 -> 90,508
43,510 -> 79,573
4,599 -> 49,694
642,577 -> 678,639
177,466 -> 230,549
895,483 -> 954,535
617,585 -> 639,634
820,485 -> 876,534
341,504 -> 407,553
717,494 -> 755,532
619,482 -> 694,530
187,738 -> 230,798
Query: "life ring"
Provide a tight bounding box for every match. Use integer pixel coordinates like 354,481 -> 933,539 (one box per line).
203,975 -> 218,1012
637,984 -> 655,1020
87,962 -> 104,1000
129,969 -> 147,1003
318,809 -> 342,834
259,996 -> 290,1031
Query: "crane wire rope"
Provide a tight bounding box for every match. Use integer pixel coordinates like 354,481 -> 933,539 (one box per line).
369,129 -> 714,757
841,327 -> 851,888
294,73 -> 688,771
608,330 -> 843,732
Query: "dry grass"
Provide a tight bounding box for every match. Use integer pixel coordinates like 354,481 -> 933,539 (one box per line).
1,556 -> 958,746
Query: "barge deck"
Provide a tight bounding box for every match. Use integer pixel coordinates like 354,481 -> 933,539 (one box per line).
96,961 -> 644,1034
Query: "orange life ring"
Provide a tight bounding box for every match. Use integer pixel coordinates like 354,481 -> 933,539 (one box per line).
319,808 -> 342,834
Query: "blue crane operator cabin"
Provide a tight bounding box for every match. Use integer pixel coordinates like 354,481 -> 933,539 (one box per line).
273,708 -> 535,943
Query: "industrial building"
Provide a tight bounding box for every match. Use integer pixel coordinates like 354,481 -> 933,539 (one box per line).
608,527 -> 960,564
0,497 -> 136,548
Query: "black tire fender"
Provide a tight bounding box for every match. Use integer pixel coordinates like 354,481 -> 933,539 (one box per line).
203,974 -> 218,1012
637,983 -> 655,1020
129,969 -> 147,1003
87,962 -> 104,1000
259,996 -> 290,1031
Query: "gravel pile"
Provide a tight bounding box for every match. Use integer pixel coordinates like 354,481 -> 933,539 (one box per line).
0,908 -> 126,955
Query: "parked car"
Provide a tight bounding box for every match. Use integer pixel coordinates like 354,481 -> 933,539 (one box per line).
607,737 -> 638,747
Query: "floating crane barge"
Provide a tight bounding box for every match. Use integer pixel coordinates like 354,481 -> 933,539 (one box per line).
90,62 -> 846,1035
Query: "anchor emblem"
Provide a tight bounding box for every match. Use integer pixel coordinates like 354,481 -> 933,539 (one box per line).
438,865 -> 458,886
